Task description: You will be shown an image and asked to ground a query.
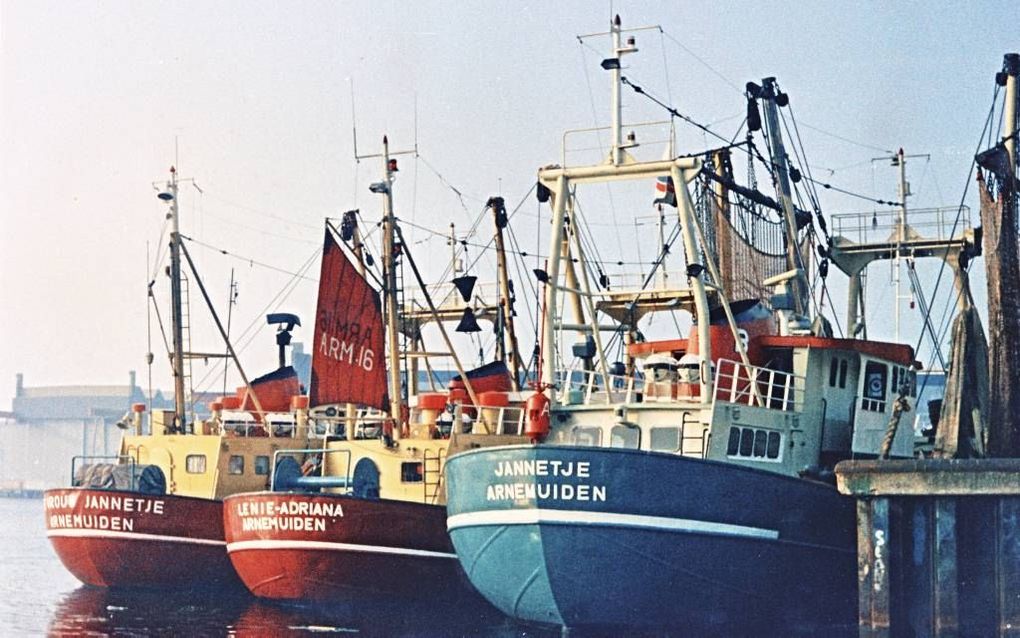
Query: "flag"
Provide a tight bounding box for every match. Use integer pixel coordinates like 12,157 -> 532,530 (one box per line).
653,142 -> 677,207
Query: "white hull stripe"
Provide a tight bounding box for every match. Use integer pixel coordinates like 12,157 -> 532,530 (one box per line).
446,509 -> 779,540
226,539 -> 458,559
46,528 -> 226,546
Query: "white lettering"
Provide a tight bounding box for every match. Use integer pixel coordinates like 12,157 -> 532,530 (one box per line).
484,481 -> 608,503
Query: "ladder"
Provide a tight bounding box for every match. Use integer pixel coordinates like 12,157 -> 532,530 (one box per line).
422,448 -> 447,504
180,271 -> 196,428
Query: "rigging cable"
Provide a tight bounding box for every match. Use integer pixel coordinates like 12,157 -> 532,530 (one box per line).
621,75 -> 904,210
911,82 -> 1001,371
576,37 -> 625,260
180,235 -> 319,282
190,244 -> 322,396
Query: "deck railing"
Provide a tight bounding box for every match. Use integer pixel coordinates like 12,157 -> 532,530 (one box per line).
830,205 -> 971,244
556,368 -> 645,405
713,359 -> 804,412
551,359 -> 804,412
426,404 -> 528,437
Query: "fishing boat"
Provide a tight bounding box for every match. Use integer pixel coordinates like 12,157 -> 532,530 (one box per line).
44,167 -> 317,589
223,143 -> 529,604
442,17 -> 980,633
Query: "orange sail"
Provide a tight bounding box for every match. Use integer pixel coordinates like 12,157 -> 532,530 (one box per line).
309,229 -> 388,410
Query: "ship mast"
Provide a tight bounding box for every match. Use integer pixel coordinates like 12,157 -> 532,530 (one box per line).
607,15 -> 638,166
489,196 -> 523,390
540,16 -> 711,402
759,78 -> 810,321
165,167 -> 187,432
344,210 -> 367,441
380,137 -> 404,436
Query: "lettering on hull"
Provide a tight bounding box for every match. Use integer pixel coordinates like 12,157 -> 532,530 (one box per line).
486,458 -> 607,503
45,491 -> 166,534
233,499 -> 345,537
486,482 -> 607,502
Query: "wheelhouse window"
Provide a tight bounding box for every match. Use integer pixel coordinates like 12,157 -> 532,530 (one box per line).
572,426 -> 602,447
254,455 -> 270,476
727,426 -> 782,461
891,365 -> 916,397
228,455 -> 244,475
862,361 -> 888,412
401,462 -> 424,483
610,425 -> 640,449
830,357 -> 849,388
650,427 -> 681,453
185,454 -> 207,474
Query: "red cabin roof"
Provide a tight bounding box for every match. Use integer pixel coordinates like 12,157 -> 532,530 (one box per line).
754,335 -> 916,367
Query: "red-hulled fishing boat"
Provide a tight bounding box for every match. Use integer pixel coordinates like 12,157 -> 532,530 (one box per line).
223,144 -> 527,604
44,167 -> 315,589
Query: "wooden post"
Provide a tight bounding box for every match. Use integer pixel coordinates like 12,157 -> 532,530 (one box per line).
982,55 -> 1020,456
858,497 -> 891,637
932,498 -> 959,636
998,497 -> 1020,635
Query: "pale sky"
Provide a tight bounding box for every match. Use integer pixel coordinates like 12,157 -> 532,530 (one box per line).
1,1 -> 1016,409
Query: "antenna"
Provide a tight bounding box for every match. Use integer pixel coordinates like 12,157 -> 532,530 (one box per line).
223,269 -> 237,395
869,148 -> 930,341
577,17 -> 658,166
350,78 -> 360,161
351,82 -> 418,164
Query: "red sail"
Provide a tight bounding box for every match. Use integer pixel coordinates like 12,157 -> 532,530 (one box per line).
310,229 -> 388,410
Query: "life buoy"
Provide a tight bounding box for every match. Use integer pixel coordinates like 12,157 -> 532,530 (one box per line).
524,391 -> 550,442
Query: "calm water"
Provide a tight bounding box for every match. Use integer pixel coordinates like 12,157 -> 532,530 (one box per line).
3,497 -> 853,637
0,497 -> 556,637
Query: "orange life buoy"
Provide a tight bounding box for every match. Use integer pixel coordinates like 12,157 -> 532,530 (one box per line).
524,391 -> 550,442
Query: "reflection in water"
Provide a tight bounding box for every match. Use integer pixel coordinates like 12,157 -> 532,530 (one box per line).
48,586 -> 250,636
48,586 -> 556,637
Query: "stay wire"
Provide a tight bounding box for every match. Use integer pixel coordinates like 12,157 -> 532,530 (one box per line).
191,245 -> 321,394
910,83 -> 1001,361
576,39 -> 625,259
180,234 -> 319,282
622,75 -> 905,209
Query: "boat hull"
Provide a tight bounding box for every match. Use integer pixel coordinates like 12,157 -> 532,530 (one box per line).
44,488 -> 237,589
223,492 -> 478,603
445,446 -> 857,632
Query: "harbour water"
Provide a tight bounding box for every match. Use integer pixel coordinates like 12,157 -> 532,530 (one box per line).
1,497 -> 553,637
4,494 -> 858,636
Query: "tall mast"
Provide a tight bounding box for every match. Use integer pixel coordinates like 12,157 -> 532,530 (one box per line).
380,137 -> 404,434
166,166 -> 186,431
609,15 -> 623,166
895,148 -> 908,341
345,211 -> 367,441
1006,54 -> 1019,170
489,197 -> 523,390
606,15 -> 638,166
759,78 -> 809,317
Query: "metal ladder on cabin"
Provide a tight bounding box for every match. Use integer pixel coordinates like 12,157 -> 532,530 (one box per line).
422,448 -> 446,504
180,272 -> 196,427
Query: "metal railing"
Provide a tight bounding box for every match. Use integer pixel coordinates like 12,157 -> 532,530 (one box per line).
402,280 -> 501,312
830,206 -> 971,244
270,447 -> 352,493
553,360 -> 804,412
713,359 -> 803,412
426,404 -> 528,437
557,368 -> 645,405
